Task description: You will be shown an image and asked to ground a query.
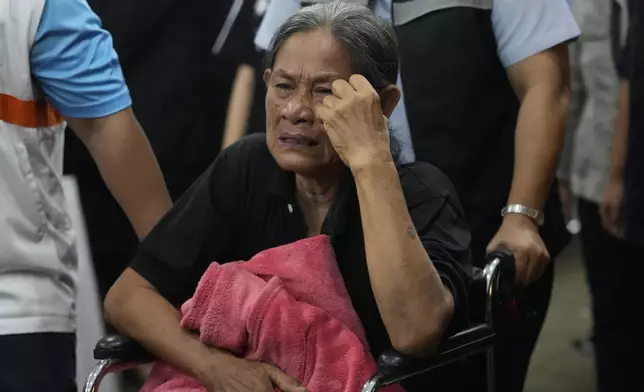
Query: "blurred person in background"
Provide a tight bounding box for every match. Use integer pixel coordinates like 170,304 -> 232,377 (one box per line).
557,1 -> 643,391
221,0 -> 271,149
64,0 -> 255,302
603,0 -> 644,253
0,0 -> 171,390
600,0 -> 644,388
256,1 -> 578,391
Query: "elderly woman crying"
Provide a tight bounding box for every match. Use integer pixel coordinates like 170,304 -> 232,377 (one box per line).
104,3 -> 472,392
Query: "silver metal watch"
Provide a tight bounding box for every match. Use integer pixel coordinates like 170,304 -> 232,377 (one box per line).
501,204 -> 545,226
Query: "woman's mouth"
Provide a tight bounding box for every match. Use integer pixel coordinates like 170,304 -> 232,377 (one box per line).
278,134 -> 320,147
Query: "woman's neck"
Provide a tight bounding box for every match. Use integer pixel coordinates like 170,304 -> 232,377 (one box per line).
295,168 -> 343,235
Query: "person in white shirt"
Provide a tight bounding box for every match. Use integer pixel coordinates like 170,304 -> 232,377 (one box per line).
0,0 -> 171,390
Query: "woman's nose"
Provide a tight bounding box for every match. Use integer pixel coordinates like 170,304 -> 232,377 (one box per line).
282,92 -> 315,125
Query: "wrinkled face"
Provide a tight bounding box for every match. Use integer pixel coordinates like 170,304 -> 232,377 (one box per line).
264,29 -> 353,175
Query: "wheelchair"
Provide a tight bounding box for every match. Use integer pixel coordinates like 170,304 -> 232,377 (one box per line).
84,251 -> 516,392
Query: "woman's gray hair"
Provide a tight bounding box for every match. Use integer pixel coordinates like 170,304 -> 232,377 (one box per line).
264,2 -> 399,91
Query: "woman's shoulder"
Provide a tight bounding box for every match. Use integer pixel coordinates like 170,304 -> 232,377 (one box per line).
397,161 -> 462,205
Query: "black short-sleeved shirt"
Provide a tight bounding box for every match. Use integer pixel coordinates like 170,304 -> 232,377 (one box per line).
131,134 -> 472,357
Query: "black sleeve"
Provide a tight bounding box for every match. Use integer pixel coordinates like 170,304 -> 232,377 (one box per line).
403,164 -> 473,333
130,147 -> 241,306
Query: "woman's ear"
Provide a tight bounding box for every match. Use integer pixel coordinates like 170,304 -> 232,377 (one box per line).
379,85 -> 401,118
263,69 -> 272,87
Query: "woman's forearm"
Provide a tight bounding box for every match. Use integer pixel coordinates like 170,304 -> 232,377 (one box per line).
352,162 -> 453,357
104,269 -> 230,383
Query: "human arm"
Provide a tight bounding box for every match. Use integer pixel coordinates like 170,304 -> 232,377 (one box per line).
352,162 -> 468,357
317,76 -> 468,358
557,40 -> 586,222
600,6 -> 633,236
221,64 -> 256,150
31,0 -> 171,238
107,268 -> 232,385
488,0 -> 579,285
601,79 -> 630,235
107,269 -> 304,392
66,111 -> 171,238
610,80 -> 631,186
491,44 -> 572,284
104,152 -> 305,391
504,45 -> 572,215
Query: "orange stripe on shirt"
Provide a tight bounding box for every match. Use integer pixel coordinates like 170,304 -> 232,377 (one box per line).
0,93 -> 64,128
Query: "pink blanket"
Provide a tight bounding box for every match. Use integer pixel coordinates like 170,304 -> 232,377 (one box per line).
141,235 -> 404,392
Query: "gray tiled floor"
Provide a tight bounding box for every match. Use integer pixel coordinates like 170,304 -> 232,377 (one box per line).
524,239 -> 596,392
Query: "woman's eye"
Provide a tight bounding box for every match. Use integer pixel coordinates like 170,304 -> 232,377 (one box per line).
316,88 -> 333,95
275,83 -> 293,91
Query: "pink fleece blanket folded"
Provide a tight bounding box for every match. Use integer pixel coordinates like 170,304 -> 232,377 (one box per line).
141,235 -> 404,392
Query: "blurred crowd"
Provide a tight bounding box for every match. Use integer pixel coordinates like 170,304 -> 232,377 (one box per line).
0,0 -> 642,391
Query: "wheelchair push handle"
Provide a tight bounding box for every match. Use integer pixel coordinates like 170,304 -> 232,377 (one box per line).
483,248 -> 516,305
485,248 -> 516,279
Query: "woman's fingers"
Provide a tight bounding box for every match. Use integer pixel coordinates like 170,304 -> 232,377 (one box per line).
261,363 -> 308,392
322,94 -> 341,109
348,74 -> 373,92
314,105 -> 331,126
331,79 -> 355,97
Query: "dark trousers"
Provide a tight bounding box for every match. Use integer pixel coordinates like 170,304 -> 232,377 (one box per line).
0,333 -> 76,392
577,198 -> 644,392
463,261 -> 554,392
494,261 -> 554,392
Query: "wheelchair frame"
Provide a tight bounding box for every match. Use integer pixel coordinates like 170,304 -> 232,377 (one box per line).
84,251 -> 515,392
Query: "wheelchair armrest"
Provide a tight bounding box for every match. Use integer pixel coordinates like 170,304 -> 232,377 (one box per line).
376,323 -> 494,385
371,251 -> 514,388
94,334 -> 155,363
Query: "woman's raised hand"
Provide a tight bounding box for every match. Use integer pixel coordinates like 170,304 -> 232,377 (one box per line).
315,75 -> 392,169
203,354 -> 307,392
